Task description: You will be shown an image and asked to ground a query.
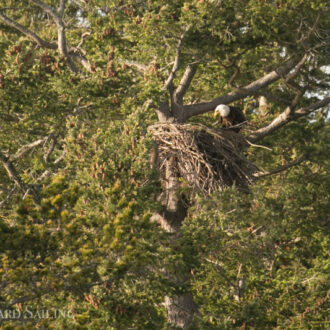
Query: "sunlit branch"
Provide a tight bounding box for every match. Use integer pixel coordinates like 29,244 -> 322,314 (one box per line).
75,31 -> 91,54
58,0 -> 66,18
248,96 -> 330,142
38,151 -> 65,182
0,10 -> 57,49
0,152 -> 26,191
0,0 -> 92,73
69,52 -> 93,72
285,53 -> 309,82
30,0 -> 79,72
163,26 -> 190,92
183,57 -> 299,120
174,64 -> 198,105
10,138 -> 47,162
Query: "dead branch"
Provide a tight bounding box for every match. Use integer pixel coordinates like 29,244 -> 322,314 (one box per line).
69,52 -> 93,72
285,53 -> 309,82
0,152 -> 26,191
0,186 -> 17,208
1,2 -> 91,73
163,26 -> 190,91
254,155 -> 306,178
218,49 -> 249,90
75,31 -> 91,54
43,135 -> 58,163
30,0 -> 79,72
183,57 -> 299,120
119,60 -> 148,73
298,13 -> 321,49
38,151 -> 65,182
0,10 -> 57,49
10,138 -> 47,161
253,91 -> 292,106
174,64 -> 198,105
228,65 -> 240,89
248,96 -> 330,142
58,0 -> 66,17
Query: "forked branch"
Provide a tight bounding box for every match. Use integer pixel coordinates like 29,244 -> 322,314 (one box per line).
248,96 -> 330,142
183,57 -> 299,119
30,0 -> 78,72
164,26 -> 190,92
0,1 -> 91,73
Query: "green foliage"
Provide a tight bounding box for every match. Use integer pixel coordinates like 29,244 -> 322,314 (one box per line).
0,108 -> 175,328
0,0 -> 329,328
182,157 -> 329,328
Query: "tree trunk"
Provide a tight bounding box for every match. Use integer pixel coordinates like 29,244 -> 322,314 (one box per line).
164,293 -> 196,329
152,154 -> 197,328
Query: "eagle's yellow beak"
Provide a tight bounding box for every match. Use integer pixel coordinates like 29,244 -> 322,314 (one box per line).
213,111 -> 219,118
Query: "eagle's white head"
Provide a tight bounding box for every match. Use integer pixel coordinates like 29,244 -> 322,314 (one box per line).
214,104 -> 230,118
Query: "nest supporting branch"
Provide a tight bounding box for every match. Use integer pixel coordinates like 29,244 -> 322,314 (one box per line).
149,123 -> 257,195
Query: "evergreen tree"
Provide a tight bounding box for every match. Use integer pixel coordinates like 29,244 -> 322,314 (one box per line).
0,0 -> 329,328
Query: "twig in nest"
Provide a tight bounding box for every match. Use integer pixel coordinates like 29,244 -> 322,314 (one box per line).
149,123 -> 257,195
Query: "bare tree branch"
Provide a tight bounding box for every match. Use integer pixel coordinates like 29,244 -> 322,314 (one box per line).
156,28 -> 191,122
163,26 -> 190,91
0,186 -> 17,208
1,3 -> 92,73
285,53 -> 309,82
69,52 -> 93,72
248,96 -> 330,142
183,57 -> 299,120
218,49 -> 249,90
10,138 -> 47,162
0,132 -> 65,202
254,155 -> 306,178
119,60 -> 148,73
253,91 -> 292,106
43,135 -> 57,163
227,65 -> 240,89
30,0 -> 79,72
290,86 -> 306,108
4,0 -> 94,73
174,64 -> 198,105
294,96 -> 330,116
38,151 -> 65,182
58,0 -> 66,18
0,153 -> 26,191
30,0 -> 58,20
282,54 -> 309,108
0,10 -> 57,49
75,31 -> 91,54
298,13 -> 321,49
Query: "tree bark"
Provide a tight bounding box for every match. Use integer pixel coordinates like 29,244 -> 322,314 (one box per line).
152,147 -> 197,328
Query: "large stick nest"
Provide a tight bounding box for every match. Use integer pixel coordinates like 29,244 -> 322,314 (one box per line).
149,123 -> 257,195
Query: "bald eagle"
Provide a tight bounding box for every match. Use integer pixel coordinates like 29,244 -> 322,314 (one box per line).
214,104 -> 246,133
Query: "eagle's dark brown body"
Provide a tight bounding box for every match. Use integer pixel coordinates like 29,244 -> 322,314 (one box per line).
215,105 -> 246,133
